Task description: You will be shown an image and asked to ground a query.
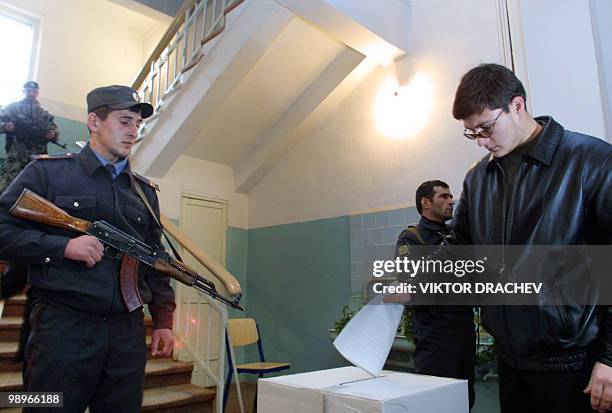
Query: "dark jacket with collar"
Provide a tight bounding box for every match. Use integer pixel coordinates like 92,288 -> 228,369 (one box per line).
0,144 -> 175,329
450,116 -> 612,371
396,216 -> 450,251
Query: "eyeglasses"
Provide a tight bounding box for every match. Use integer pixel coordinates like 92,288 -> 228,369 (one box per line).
463,109 -> 504,140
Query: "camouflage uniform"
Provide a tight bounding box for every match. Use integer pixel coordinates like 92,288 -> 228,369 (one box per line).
0,99 -> 59,193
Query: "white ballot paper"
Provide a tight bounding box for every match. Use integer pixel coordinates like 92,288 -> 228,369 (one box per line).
333,294 -> 404,377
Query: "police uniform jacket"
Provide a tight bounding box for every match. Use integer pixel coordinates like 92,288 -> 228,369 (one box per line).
396,216 -> 471,313
0,144 -> 175,329
396,216 -> 449,253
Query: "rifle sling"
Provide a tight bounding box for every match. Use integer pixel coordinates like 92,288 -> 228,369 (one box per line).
130,174 -> 184,262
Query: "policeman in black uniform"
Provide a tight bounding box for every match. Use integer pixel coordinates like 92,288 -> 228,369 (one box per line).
395,180 -> 476,409
0,85 -> 175,412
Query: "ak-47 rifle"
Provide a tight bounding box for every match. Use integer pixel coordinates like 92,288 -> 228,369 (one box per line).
9,188 -> 243,311
9,120 -> 67,150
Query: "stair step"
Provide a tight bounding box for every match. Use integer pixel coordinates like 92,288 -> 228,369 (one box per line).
141,383 -> 215,412
0,371 -> 20,392
2,296 -> 27,318
144,359 -> 194,389
0,342 -> 20,372
0,358 -> 194,391
0,318 -> 22,342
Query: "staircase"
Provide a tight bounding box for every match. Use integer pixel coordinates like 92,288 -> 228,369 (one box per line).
0,295 -> 216,412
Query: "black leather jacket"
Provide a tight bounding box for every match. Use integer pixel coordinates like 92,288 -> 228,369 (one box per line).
450,116 -> 611,371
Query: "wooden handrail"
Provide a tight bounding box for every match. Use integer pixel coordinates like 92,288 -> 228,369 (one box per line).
160,214 -> 242,297
132,0 -> 200,90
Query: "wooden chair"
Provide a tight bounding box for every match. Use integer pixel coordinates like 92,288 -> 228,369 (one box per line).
223,318 -> 290,412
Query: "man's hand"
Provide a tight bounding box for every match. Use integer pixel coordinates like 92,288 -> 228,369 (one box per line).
64,235 -> 104,268
383,292 -> 411,304
44,130 -> 56,140
151,329 -> 174,357
584,361 -> 612,412
3,122 -> 14,132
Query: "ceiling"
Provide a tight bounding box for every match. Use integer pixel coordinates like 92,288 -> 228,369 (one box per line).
184,17 -> 347,167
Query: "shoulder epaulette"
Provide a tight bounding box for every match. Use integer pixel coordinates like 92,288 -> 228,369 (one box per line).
406,226 -> 425,245
131,172 -> 160,191
399,225 -> 426,245
30,153 -> 75,160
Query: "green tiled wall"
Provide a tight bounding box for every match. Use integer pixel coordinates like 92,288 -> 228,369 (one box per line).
245,217 -> 351,374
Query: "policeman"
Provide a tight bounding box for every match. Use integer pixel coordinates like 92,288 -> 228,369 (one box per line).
0,85 -> 175,412
0,81 -> 59,193
395,180 -> 476,409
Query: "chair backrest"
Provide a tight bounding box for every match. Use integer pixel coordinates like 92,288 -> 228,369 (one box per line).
227,318 -> 259,347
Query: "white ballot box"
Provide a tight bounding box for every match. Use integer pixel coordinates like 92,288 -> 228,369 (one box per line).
325,371 -> 468,413
258,367 -> 373,413
258,367 -> 468,413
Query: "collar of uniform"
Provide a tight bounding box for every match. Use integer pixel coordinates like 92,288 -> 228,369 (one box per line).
418,216 -> 447,231
91,148 -> 128,177
78,143 -> 132,178
486,115 -> 563,171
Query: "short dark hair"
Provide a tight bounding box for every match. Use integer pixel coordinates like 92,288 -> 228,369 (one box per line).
452,63 -> 526,120
91,106 -> 112,121
416,180 -> 449,215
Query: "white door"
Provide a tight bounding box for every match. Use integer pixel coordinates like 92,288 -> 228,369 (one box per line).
177,195 -> 228,386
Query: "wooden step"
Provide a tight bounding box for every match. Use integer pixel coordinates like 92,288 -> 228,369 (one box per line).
2,296 -> 27,318
0,342 -> 20,372
0,318 -> 22,342
141,383 -> 215,413
0,370 -> 21,392
144,359 -> 194,389
0,358 -> 194,392
0,316 -> 153,342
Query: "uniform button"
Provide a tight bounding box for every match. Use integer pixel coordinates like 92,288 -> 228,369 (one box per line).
44,257 -> 51,264
73,201 -> 79,208
137,217 -> 141,222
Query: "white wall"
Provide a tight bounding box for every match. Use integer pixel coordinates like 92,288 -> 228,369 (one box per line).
248,0 -> 506,228
591,0 -> 612,140
1,0 -> 168,122
518,0 -> 607,139
157,155 -> 248,229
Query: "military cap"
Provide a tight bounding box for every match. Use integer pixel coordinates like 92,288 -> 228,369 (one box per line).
87,85 -> 153,119
23,81 -> 39,90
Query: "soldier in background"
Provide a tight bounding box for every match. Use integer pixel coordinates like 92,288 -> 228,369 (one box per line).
0,81 -> 59,193
389,180 -> 476,409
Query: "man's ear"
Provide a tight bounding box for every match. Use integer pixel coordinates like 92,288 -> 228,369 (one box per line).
87,113 -> 99,133
510,96 -> 526,114
421,197 -> 431,211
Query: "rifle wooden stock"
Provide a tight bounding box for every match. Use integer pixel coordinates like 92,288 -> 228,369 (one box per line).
10,189 -> 91,233
152,259 -> 196,286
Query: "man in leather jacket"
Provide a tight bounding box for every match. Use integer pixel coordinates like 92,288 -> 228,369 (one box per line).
450,64 -> 611,412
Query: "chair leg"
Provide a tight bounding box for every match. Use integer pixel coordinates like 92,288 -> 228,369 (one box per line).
223,366 -> 233,412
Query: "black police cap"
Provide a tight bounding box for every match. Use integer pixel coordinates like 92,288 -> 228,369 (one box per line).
87,85 -> 153,119
23,81 -> 39,90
